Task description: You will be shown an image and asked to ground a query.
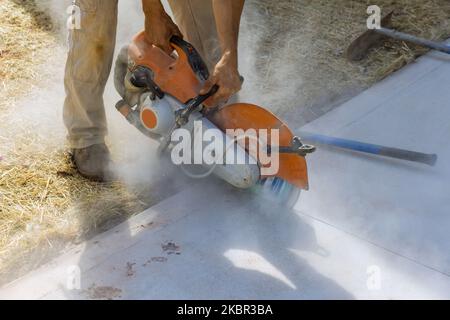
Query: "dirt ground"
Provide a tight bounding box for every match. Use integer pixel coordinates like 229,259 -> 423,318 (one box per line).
1,0 -> 449,286
242,0 -> 450,125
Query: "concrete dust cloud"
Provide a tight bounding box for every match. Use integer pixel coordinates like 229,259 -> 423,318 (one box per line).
26,0 -> 314,207
27,0 -> 318,206
21,1 -> 332,216
30,0 -> 169,188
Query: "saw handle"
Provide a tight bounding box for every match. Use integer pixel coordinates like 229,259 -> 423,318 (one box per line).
170,36 -> 210,81
195,85 -> 220,105
176,85 -> 219,127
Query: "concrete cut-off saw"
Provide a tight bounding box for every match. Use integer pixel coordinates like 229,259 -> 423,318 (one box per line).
114,32 -> 315,208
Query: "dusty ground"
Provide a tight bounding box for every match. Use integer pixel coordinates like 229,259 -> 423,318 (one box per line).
1,0 -> 449,286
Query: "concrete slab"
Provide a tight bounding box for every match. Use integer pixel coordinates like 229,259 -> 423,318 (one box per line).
2,183 -> 450,299
2,48 -> 450,300
298,48 -> 450,278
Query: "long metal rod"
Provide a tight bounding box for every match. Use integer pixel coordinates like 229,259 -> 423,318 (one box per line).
299,131 -> 437,166
376,27 -> 450,54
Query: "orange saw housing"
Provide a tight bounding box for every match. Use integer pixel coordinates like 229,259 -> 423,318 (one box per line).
128,32 -> 205,105
128,31 -> 309,190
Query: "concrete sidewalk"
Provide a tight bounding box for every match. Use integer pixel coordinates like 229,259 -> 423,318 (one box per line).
1,49 -> 450,300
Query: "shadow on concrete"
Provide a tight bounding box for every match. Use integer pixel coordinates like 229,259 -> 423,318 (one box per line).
64,179 -> 353,299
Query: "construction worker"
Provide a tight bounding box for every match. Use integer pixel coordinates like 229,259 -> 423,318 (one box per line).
65,0 -> 245,181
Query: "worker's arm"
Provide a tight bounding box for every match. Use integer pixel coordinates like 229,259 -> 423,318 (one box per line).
200,0 -> 245,106
142,0 -> 182,53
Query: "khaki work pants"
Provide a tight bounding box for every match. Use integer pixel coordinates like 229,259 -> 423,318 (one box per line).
64,0 -> 220,149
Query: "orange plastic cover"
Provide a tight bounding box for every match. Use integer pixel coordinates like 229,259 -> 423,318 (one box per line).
209,103 -> 309,190
128,31 -> 202,104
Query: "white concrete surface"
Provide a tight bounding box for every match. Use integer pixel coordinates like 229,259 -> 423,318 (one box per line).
2,49 -> 450,300
298,48 -> 450,279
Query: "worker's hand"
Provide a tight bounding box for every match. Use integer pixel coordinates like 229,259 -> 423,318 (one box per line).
144,5 -> 182,54
200,52 -> 242,106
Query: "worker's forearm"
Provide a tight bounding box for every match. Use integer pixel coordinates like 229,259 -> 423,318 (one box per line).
212,0 -> 245,67
142,0 -> 164,14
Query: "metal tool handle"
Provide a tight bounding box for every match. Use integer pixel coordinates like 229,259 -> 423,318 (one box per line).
176,85 -> 219,127
158,85 -> 220,155
376,27 -> 450,55
299,131 -> 437,166
170,36 -> 210,81
193,85 -> 220,106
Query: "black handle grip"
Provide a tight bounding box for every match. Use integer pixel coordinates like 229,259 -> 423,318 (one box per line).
195,85 -> 219,105
184,85 -> 219,114
176,85 -> 220,127
170,35 -> 210,81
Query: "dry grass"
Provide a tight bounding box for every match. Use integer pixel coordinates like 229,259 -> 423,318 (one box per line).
0,0 -> 54,103
0,0 -> 150,285
245,0 -> 450,124
0,133 -> 149,284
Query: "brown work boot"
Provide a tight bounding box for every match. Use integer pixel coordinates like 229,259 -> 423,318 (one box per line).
72,144 -> 115,182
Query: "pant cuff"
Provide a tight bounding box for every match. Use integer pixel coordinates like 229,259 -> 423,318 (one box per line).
68,136 -> 106,149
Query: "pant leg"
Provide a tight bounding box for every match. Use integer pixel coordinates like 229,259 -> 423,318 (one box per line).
64,0 -> 118,149
167,0 -> 221,71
